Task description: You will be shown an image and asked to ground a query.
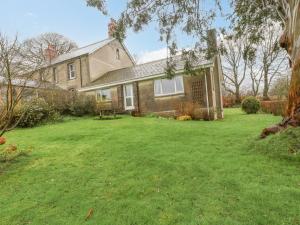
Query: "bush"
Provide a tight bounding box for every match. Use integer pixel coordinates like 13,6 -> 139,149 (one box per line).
69,95 -> 97,117
37,90 -> 97,116
0,144 -> 28,163
261,101 -> 287,116
176,102 -> 200,119
241,97 -> 260,114
14,98 -> 61,128
223,95 -> 236,108
177,115 -> 192,121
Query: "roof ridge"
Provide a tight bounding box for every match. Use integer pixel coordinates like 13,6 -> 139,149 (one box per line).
136,55 -> 183,66
72,38 -> 114,51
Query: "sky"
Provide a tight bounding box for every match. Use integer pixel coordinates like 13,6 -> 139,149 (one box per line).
0,0 -> 231,63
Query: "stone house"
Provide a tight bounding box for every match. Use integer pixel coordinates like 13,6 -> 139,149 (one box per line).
37,27 -> 224,120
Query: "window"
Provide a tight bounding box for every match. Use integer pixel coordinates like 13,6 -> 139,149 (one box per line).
53,67 -> 58,83
96,89 -> 112,102
154,75 -> 184,96
68,63 -> 76,80
39,71 -> 45,81
123,84 -> 134,110
116,49 -> 120,60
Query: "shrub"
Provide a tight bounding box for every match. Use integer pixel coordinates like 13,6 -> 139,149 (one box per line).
176,102 -> 199,119
0,144 -> 29,163
38,89 -> 74,114
69,95 -> 97,117
13,98 -> 61,128
261,101 -> 287,116
223,95 -> 236,108
38,90 -> 97,116
241,97 -> 260,114
177,115 -> 192,121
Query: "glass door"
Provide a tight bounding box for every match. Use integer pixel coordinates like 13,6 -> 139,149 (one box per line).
123,84 -> 135,110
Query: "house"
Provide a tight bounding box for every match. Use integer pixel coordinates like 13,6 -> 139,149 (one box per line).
36,23 -> 224,120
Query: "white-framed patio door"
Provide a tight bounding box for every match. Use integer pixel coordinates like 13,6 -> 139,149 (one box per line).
123,84 -> 135,110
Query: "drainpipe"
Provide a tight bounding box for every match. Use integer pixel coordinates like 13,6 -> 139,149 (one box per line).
204,73 -> 210,120
79,57 -> 83,88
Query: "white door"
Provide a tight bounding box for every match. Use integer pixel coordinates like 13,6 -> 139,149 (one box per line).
124,84 -> 135,110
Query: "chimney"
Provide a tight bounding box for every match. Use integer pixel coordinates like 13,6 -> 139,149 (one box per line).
206,29 -> 218,59
44,44 -> 57,63
108,18 -> 117,38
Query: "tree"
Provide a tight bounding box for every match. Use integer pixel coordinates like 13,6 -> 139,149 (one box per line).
233,0 -> 300,135
248,54 -> 263,96
269,75 -> 290,100
244,22 -> 288,98
0,33 -> 48,138
258,22 -> 288,100
220,34 -> 251,104
22,33 -> 77,64
86,0 -> 222,76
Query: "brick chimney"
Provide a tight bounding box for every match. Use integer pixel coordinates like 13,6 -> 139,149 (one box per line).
44,44 -> 57,63
108,18 -> 117,38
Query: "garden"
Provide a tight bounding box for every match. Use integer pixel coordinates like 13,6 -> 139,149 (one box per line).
0,108 -> 300,225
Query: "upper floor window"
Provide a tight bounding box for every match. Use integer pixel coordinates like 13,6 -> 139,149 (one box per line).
154,75 -> 184,97
68,63 -> 76,80
53,67 -> 58,83
96,89 -> 112,102
39,71 -> 45,81
116,49 -> 120,60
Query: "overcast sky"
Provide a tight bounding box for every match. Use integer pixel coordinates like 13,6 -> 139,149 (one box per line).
0,0 -> 231,63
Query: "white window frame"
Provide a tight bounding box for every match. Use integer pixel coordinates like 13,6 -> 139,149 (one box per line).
96,89 -> 112,102
68,63 -> 76,80
154,75 -> 184,97
123,84 -> 135,110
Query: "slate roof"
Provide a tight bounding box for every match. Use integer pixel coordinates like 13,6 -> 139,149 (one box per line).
50,38 -> 115,65
86,54 -> 213,89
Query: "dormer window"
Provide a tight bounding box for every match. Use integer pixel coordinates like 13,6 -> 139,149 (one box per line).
68,63 -> 76,80
116,49 -> 120,60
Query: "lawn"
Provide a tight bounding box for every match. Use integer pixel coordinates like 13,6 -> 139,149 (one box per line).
0,109 -> 300,225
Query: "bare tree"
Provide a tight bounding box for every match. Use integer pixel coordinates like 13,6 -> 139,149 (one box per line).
269,74 -> 291,100
248,56 -> 263,96
246,23 -> 288,98
257,22 -> 289,100
220,34 -> 251,104
0,33 -> 49,138
22,32 -> 77,64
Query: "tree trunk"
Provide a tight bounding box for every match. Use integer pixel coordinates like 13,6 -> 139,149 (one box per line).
262,69 -> 270,100
286,58 -> 300,119
284,1 -> 300,122
235,87 -> 241,104
261,1 -> 300,138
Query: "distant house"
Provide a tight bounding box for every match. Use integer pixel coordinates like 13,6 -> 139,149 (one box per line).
35,23 -> 224,120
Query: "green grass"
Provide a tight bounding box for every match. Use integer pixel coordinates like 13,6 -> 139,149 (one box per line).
0,109 -> 300,225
